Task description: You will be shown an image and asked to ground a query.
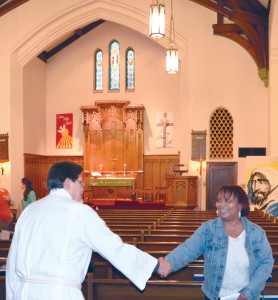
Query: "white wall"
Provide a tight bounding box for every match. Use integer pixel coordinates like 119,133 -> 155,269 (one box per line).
23,57 -> 47,154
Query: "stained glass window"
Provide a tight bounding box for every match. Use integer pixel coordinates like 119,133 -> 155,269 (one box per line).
95,49 -> 103,91
126,48 -> 135,90
109,40 -> 120,90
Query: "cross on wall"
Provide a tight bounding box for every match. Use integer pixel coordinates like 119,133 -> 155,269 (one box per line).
156,112 -> 174,148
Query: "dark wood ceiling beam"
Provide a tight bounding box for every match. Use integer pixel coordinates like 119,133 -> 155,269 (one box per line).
244,0 -> 270,16
191,0 -> 270,86
189,0 -> 231,17
213,31 -> 258,63
37,20 -> 105,62
213,23 -> 243,34
235,21 -> 268,68
0,0 -> 29,17
230,9 -> 268,26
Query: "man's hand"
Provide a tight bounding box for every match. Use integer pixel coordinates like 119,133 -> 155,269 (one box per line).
237,293 -> 248,300
157,257 -> 172,278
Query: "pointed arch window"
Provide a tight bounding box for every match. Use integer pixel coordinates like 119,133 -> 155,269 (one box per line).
109,40 -> 120,90
95,49 -> 103,91
209,107 -> 233,159
126,48 -> 135,90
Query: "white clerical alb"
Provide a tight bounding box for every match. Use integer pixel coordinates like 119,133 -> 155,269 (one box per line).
6,189 -> 157,300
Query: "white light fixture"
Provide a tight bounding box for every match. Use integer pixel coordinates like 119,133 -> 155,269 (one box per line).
166,0 -> 178,74
149,0 -> 165,38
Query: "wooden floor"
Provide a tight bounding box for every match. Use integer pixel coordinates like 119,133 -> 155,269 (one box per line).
1,207 -> 278,299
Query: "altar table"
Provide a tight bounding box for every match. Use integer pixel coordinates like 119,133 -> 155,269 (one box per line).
87,177 -> 135,201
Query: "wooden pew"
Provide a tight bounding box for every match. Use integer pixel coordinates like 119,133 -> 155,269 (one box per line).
0,275 -> 5,300
86,278 -> 204,300
83,277 -> 278,300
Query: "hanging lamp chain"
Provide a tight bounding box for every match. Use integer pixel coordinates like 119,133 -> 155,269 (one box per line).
169,0 -> 176,47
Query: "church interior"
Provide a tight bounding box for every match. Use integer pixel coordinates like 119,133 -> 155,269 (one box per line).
1,0 -> 278,298
1,0 -> 278,211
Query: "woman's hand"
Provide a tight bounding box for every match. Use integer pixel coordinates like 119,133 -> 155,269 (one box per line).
157,257 -> 172,278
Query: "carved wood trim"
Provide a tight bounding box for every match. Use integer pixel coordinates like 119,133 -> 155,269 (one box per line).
143,153 -> 180,189
191,0 -> 269,86
24,153 -> 83,199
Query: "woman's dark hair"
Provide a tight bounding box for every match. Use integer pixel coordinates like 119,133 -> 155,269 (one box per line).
47,161 -> 83,191
21,177 -> 34,201
218,185 -> 250,216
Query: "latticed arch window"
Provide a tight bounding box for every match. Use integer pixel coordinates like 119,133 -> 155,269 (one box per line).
95,49 -> 103,91
210,107 -> 233,159
126,48 -> 135,90
109,40 -> 120,90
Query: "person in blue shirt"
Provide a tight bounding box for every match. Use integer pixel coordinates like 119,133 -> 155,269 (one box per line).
157,185 -> 274,300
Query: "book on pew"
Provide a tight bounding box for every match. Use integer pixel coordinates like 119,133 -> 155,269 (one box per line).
193,273 -> 204,281
261,296 -> 278,300
220,293 -> 240,300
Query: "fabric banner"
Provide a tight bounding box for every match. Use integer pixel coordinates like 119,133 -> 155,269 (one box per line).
56,113 -> 73,148
156,112 -> 174,148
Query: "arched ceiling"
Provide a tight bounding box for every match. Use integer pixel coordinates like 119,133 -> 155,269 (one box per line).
0,0 -> 271,86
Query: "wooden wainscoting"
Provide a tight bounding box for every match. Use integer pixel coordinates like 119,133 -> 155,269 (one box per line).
24,153 -> 83,199
143,153 -> 180,190
24,153 -> 182,204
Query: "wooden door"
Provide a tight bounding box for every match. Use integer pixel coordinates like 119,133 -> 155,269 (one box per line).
206,162 -> 237,210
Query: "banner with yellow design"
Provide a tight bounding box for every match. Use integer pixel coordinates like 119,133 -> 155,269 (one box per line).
56,113 -> 73,148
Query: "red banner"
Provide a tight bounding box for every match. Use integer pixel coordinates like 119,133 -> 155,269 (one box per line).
56,113 -> 73,148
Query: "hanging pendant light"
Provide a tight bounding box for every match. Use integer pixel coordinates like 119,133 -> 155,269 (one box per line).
166,47 -> 178,74
166,0 -> 178,74
149,0 -> 165,38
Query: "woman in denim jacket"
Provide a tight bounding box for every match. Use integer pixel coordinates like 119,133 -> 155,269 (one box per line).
157,185 -> 274,300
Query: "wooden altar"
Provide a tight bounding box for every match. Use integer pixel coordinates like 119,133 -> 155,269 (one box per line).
81,100 -> 144,198
85,176 -> 136,201
165,175 -> 198,208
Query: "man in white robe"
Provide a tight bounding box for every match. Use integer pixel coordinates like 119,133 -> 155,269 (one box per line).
6,162 -> 159,299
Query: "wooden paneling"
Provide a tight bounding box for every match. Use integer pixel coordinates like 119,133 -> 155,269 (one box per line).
81,100 -> 144,189
165,175 -> 198,208
206,162 -> 238,210
143,154 -> 180,189
24,154 -> 83,199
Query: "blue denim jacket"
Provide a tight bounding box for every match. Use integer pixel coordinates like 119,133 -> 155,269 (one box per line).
165,217 -> 274,300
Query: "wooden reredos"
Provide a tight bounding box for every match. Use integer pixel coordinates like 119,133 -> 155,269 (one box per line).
81,100 -> 144,188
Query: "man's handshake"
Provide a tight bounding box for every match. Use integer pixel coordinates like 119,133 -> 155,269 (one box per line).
157,257 -> 172,278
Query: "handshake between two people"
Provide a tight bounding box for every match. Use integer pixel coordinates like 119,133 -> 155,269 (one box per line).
157,257 -> 172,278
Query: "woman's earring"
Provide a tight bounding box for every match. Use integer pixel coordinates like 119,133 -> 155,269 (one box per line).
238,210 -> 242,218
216,210 -> 219,217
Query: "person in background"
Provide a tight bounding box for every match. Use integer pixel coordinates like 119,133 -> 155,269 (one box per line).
157,185 -> 274,300
0,186 -> 13,230
6,161 -> 159,300
21,177 -> 36,210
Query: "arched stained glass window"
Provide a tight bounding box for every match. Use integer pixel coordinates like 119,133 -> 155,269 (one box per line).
95,49 -> 103,91
109,40 -> 120,90
126,48 -> 135,90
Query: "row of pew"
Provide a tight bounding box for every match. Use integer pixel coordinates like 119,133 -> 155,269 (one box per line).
1,208 -> 278,299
